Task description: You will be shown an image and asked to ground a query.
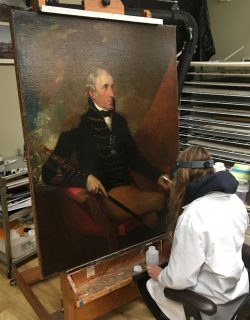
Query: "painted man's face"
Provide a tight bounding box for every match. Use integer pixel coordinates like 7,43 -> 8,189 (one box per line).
91,70 -> 115,110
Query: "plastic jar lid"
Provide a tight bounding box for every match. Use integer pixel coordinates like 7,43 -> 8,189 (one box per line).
133,265 -> 143,273
149,245 -> 156,251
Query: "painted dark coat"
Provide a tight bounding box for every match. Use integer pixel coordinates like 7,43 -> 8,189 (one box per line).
42,101 -> 162,191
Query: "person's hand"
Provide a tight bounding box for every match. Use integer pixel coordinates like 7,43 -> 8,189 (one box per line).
147,264 -> 163,281
157,174 -> 173,190
86,174 -> 108,197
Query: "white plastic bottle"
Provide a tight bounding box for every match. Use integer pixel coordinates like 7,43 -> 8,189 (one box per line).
146,246 -> 159,265
10,229 -> 27,259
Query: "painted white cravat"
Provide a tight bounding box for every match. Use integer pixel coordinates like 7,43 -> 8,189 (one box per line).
94,102 -> 112,130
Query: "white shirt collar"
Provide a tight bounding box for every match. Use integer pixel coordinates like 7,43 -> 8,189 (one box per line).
93,102 -> 112,130
94,102 -> 110,115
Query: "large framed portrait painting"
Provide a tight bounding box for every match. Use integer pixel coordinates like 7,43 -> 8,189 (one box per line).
11,9 -> 179,277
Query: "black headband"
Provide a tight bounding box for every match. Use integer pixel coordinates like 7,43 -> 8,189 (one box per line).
170,160 -> 214,177
177,160 -> 214,169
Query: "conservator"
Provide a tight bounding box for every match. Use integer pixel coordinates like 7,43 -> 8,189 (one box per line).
147,147 -> 249,320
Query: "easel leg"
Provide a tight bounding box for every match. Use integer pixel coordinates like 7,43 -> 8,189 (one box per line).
63,295 -> 76,320
12,267 -> 53,320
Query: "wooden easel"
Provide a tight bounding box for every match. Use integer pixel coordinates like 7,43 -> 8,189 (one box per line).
11,1 -> 168,320
61,239 -> 168,320
11,266 -> 57,320
12,238 -> 168,320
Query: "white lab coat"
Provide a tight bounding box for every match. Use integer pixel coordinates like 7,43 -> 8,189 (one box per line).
147,192 -> 249,320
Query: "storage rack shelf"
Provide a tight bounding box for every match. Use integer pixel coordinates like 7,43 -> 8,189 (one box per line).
179,62 -> 250,166
0,159 -> 36,277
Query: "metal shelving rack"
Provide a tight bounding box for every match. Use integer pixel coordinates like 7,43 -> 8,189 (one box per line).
179,61 -> 250,166
0,161 -> 36,277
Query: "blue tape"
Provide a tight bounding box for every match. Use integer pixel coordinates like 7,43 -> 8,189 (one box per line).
79,299 -> 84,307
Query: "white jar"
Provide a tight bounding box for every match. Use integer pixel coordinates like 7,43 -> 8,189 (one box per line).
146,246 -> 159,265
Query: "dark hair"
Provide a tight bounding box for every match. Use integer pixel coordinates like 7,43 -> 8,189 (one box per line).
166,146 -> 214,243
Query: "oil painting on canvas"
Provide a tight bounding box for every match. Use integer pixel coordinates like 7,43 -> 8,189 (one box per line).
11,10 -> 178,277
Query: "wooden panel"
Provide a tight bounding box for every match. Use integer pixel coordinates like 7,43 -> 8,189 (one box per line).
74,284 -> 139,320
59,239 -> 170,319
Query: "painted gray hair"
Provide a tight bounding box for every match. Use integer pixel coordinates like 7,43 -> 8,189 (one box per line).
85,68 -> 112,96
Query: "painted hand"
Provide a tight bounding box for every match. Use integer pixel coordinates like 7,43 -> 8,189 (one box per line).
86,174 -> 108,197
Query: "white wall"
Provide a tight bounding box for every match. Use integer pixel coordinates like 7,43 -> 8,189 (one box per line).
0,64 -> 24,159
208,0 -> 250,61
